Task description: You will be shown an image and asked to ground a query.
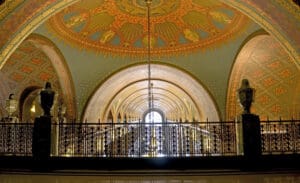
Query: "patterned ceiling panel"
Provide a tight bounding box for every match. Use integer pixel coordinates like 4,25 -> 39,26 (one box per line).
47,0 -> 249,57
226,35 -> 300,120
0,40 -> 62,116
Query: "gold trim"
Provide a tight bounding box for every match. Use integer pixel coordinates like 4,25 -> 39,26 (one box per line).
0,0 -> 24,20
0,0 -> 78,70
274,0 -> 300,20
220,0 -> 300,67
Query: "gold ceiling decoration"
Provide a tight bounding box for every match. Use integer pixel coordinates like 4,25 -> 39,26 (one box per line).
0,39 -> 62,119
226,35 -> 300,120
0,0 -> 24,20
1,41 -> 60,89
48,0 -> 248,57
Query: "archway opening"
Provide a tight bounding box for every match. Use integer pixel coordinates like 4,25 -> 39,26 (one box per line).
83,64 -> 220,122
144,111 -> 163,123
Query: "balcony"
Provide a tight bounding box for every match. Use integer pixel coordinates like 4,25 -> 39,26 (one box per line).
0,116 -> 299,171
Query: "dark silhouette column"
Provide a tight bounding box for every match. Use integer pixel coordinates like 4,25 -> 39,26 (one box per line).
32,116 -> 52,159
241,114 -> 261,159
238,79 -> 262,159
32,82 -> 55,159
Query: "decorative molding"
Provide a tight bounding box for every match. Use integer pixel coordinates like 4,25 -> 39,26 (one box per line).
0,0 -> 24,21
275,0 -> 300,20
220,0 -> 300,68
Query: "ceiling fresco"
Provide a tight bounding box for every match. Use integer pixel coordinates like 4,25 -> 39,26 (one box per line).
226,35 -> 300,120
47,0 -> 249,56
1,40 -> 60,91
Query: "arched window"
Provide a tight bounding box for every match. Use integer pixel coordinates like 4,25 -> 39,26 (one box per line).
144,111 -> 163,123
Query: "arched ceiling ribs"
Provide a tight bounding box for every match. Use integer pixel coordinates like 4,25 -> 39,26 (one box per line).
112,86 -> 190,116
104,84 -> 198,122
102,78 -> 201,122
123,93 -> 181,114
121,93 -> 176,114
84,64 -> 219,122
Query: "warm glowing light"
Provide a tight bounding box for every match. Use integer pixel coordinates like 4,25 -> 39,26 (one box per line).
145,111 -> 162,123
30,104 -> 36,113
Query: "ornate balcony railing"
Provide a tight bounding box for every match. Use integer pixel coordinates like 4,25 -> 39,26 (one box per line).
260,119 -> 300,154
55,121 -> 237,157
0,120 -> 299,157
0,123 -> 33,156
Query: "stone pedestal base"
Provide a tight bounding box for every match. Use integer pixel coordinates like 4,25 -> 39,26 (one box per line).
32,116 -> 51,159
242,114 -> 261,159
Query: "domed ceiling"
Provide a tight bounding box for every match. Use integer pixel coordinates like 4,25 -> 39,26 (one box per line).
1,0 -> 299,122
48,0 -> 248,56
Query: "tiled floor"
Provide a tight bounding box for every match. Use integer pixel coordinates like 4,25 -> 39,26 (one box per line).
0,171 -> 299,183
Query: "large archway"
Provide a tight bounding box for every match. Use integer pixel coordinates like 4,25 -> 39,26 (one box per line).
83,63 -> 220,122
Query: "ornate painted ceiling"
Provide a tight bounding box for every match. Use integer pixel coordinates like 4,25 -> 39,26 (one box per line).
0,0 -> 299,122
0,39 -> 61,119
47,0 -> 248,56
227,35 -> 300,120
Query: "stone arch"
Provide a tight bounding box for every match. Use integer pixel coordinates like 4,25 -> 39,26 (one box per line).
25,34 -> 77,120
0,33 -> 76,121
142,108 -> 166,123
19,86 -> 41,122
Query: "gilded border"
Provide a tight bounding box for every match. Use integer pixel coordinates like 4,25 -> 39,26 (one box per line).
0,0 -> 78,69
220,0 -> 299,66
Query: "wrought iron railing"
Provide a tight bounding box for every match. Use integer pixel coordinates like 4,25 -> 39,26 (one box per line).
0,120 -> 299,157
260,119 -> 300,154
0,123 -> 33,156
55,121 -> 237,157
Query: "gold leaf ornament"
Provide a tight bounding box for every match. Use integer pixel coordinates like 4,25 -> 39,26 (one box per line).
100,30 -> 115,44
183,29 -> 199,42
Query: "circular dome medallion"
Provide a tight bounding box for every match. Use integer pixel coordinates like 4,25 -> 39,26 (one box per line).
48,0 -> 249,57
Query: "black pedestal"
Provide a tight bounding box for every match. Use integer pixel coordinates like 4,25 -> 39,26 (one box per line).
242,114 -> 262,159
32,116 -> 51,159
